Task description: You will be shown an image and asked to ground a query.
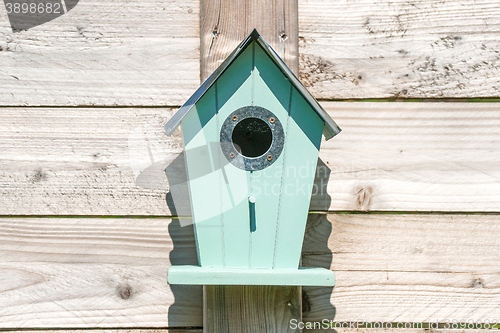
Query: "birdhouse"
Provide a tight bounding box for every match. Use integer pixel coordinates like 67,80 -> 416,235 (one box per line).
164,29 -> 340,286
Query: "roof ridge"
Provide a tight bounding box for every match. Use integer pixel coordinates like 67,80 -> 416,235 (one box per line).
164,29 -> 341,140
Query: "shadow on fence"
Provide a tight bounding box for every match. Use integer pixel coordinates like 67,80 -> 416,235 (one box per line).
302,158 -> 337,330
165,152 -> 202,327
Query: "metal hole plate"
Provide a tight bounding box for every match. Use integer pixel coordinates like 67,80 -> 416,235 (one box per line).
220,106 -> 284,171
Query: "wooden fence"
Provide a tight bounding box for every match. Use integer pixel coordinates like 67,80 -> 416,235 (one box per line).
1,0 -> 499,332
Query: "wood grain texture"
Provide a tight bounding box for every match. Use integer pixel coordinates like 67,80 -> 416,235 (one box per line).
304,270 -> 500,323
3,0 -> 500,104
304,323 -> 492,333
303,214 -> 500,274
314,102 -> 500,212
200,0 -> 298,81
0,107 -> 182,215
0,0 -> 199,106
0,214 -> 499,326
1,330 -> 492,333
299,0 -> 500,99
301,213 -> 500,322
1,103 -> 500,214
2,331 -> 202,333
0,217 -> 201,328
203,285 -> 301,333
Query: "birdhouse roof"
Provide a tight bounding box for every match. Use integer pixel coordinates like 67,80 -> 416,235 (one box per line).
164,29 -> 341,140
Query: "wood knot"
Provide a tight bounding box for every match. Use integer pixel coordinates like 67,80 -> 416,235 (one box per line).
117,285 -> 133,299
471,278 -> 484,288
31,168 -> 48,183
279,32 -> 288,41
355,185 -> 373,210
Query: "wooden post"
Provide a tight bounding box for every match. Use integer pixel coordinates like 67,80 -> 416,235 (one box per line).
203,285 -> 301,333
200,0 -> 299,82
200,1 -> 301,332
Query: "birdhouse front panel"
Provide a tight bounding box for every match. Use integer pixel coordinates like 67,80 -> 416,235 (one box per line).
272,88 -> 324,269
180,39 -> 323,270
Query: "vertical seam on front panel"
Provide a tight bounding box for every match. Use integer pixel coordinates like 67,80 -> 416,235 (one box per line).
272,84 -> 293,269
215,81 -> 226,267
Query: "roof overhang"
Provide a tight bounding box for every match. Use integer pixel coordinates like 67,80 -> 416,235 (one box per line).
164,29 -> 341,140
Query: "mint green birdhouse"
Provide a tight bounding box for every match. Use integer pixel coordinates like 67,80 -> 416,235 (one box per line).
165,30 -> 340,286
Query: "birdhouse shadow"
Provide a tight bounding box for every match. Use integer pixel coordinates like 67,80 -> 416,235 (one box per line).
302,158 -> 337,331
164,152 -> 203,327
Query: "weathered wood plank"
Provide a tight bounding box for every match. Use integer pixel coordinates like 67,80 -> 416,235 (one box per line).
0,0 -> 199,106
0,214 -> 499,327
1,103 -> 500,214
304,271 -> 500,323
3,0 -> 500,104
299,0 -> 500,99
203,285 -> 301,333
0,107 -> 181,215
314,102 -> 500,212
200,0 -> 298,81
308,329 -> 496,333
302,213 -> 500,322
2,331 -> 202,333
0,217 -> 201,328
303,213 -> 500,274
0,329 -> 497,333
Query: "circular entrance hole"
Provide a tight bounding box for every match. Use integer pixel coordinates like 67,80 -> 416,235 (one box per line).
232,117 -> 272,158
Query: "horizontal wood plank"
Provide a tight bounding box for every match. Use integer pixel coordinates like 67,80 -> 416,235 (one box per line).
0,217 -> 201,328
4,0 -> 500,105
303,214 -> 500,274
0,214 -> 499,327
3,328 -> 203,333
299,0 -> 500,99
17,328 -> 489,332
0,107 -> 181,215
0,0 -> 199,106
315,102 -> 500,212
1,103 -> 500,214
304,328 -> 494,333
305,270 -> 500,324
302,213 -> 500,322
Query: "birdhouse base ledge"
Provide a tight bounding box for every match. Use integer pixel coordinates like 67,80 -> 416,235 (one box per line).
167,266 -> 335,286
